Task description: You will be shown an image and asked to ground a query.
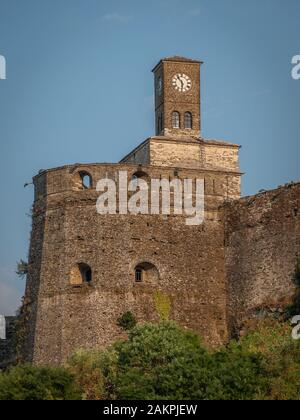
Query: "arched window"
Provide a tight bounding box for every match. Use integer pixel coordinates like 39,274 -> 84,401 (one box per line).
134,262 -> 159,284
70,263 -> 92,286
132,170 -> 149,181
172,111 -> 180,129
81,264 -> 92,283
184,112 -> 193,129
80,172 -> 92,189
74,171 -> 93,190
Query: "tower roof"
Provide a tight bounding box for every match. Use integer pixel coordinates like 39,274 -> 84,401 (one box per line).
152,56 -> 203,72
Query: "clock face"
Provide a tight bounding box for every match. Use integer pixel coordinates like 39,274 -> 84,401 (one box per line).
156,76 -> 163,96
172,74 -> 192,92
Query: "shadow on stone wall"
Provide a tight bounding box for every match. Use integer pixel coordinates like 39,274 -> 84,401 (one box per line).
225,183 -> 300,340
21,172 -> 48,363
0,317 -> 17,370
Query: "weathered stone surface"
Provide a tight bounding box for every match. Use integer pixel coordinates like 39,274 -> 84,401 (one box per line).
24,163 -> 233,364
225,183 -> 300,333
121,137 -> 241,178
19,57 -> 300,365
23,163 -> 300,365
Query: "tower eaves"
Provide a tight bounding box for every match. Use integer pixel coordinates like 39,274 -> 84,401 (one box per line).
152,56 -> 203,73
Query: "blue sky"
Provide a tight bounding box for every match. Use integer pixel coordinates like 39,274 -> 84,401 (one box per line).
0,0 -> 299,314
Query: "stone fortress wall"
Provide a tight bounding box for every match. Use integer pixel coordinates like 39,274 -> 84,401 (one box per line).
15,56 -> 300,365
23,160 -> 300,365
225,182 -> 300,332
24,162 -> 235,364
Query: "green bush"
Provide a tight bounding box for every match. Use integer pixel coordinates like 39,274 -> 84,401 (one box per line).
67,349 -> 117,400
114,322 -> 210,400
2,319 -> 299,400
113,321 -> 266,400
0,365 -> 80,400
117,312 -> 137,331
239,318 -> 300,400
213,342 -> 267,400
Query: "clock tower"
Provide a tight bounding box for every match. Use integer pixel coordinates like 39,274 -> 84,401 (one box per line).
152,56 -> 203,138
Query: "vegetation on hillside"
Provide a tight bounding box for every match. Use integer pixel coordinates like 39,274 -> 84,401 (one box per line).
0,317 -> 299,400
0,365 -> 80,400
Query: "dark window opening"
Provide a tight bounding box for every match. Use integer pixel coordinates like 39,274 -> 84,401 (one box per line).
70,263 -> 92,286
132,171 -> 149,181
81,264 -> 92,283
80,172 -> 92,189
157,112 -> 164,134
135,268 -> 143,282
134,262 -> 159,284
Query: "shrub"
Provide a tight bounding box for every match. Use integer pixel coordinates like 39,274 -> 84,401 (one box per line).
114,321 -> 266,400
238,318 -> 300,400
0,365 -> 80,400
114,321 -> 211,400
16,259 -> 28,279
2,319 -> 299,400
117,312 -> 137,331
67,349 -> 117,400
213,342 -> 267,400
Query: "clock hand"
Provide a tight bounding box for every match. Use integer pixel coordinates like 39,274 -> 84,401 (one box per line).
177,76 -> 184,89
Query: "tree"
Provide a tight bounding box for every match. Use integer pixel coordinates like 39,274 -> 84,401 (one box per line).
213,342 -> 267,400
114,321 -> 266,400
0,365 -> 80,400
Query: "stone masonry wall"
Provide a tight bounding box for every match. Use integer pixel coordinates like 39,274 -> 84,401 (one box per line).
24,162 -> 300,364
24,163 -> 234,364
121,141 -> 150,165
122,138 -> 241,179
225,183 -> 300,333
